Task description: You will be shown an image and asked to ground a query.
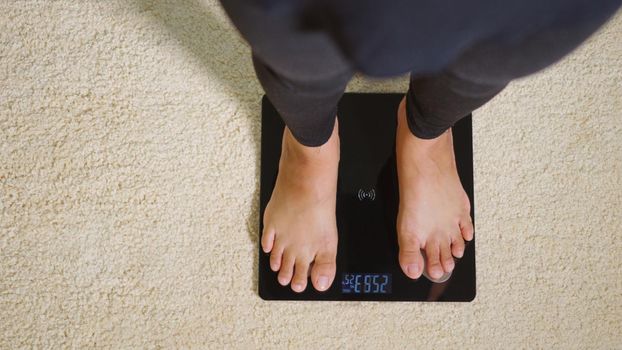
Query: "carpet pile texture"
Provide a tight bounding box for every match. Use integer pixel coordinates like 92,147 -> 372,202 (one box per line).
1,1 -> 620,348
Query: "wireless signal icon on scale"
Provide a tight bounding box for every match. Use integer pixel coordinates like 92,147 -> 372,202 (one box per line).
357,188 -> 376,201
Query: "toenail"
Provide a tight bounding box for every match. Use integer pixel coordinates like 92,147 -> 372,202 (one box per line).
317,276 -> 329,290
292,283 -> 303,291
407,264 -> 418,276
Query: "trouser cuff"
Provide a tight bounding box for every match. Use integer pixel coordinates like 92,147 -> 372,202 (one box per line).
404,90 -> 452,139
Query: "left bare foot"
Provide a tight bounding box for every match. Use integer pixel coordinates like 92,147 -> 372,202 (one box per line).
395,96 -> 474,282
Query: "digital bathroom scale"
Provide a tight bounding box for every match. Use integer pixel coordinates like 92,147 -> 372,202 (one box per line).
258,93 -> 476,301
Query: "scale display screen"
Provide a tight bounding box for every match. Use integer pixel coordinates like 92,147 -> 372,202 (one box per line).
342,273 -> 392,294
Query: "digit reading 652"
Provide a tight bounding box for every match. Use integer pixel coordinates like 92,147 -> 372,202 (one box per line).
341,273 -> 392,294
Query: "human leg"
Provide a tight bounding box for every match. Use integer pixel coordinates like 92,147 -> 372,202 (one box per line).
404,2 -> 620,139
396,6 -> 620,281
220,0 -> 354,147
220,0 -> 353,292
251,53 -> 352,147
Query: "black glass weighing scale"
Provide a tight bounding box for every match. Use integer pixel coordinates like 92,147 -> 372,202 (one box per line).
258,93 -> 476,301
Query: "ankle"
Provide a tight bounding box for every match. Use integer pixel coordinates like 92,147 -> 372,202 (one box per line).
282,120 -> 340,164
397,103 -> 455,169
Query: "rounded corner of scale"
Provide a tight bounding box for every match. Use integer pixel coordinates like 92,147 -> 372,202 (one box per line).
465,288 -> 477,302
258,287 -> 272,301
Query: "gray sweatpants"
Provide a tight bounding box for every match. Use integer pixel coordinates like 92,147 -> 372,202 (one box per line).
221,0 -> 620,146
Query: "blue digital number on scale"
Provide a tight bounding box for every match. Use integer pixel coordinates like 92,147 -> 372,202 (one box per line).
341,273 -> 392,294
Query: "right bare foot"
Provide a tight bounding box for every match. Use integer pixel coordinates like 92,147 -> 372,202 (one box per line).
261,118 -> 340,293
395,97 -> 474,282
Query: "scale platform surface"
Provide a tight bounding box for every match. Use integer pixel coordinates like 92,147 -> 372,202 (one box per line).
258,93 -> 476,301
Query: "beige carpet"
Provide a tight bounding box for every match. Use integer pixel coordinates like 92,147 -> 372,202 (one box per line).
1,1 -> 621,348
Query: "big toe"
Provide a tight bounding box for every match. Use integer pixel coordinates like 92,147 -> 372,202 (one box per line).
399,247 -> 425,280
310,251 -> 336,292
397,233 -> 425,279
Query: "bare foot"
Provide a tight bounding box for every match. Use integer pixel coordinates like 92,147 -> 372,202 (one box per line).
395,97 -> 474,282
261,119 -> 340,293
